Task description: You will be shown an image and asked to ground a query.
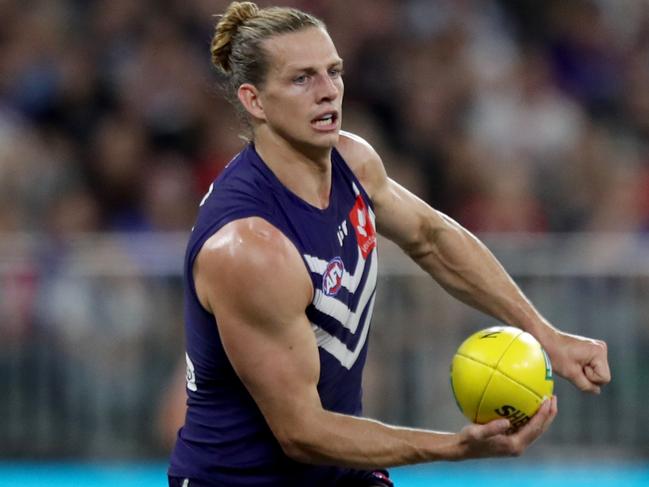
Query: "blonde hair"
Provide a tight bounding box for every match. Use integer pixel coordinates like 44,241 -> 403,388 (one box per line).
210,2 -> 324,113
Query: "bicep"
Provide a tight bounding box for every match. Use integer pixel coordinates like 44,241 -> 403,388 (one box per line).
194,218 -> 322,440
215,300 -> 322,438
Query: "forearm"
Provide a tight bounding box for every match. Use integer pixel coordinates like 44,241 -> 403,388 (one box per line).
281,409 -> 463,469
403,216 -> 611,392
407,216 -> 557,344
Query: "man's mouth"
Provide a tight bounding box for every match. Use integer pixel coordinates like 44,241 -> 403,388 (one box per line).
311,112 -> 338,129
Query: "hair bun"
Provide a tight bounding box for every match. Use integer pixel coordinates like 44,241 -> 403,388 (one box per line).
211,2 -> 259,73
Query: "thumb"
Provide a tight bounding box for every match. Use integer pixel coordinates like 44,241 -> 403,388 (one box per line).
585,359 -> 611,385
572,367 -> 601,394
584,365 -> 598,381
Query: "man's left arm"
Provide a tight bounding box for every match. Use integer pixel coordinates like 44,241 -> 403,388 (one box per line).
338,132 -> 611,394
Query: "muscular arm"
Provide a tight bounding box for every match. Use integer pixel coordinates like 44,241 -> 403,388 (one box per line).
193,217 -> 553,468
337,131 -> 610,394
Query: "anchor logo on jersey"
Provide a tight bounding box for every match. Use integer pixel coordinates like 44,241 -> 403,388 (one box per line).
322,257 -> 345,296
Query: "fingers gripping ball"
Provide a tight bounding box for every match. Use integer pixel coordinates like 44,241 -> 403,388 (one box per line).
450,326 -> 553,429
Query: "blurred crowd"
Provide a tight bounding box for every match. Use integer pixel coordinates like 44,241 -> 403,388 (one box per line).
2,0 -> 649,235
2,0 -> 649,458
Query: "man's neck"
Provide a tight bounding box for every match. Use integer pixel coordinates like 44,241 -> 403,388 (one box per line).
254,129 -> 334,210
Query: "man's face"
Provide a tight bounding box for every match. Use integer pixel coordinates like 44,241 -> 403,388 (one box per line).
254,27 -> 344,151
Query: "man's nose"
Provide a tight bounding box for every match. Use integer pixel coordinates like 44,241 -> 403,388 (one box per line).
315,73 -> 339,102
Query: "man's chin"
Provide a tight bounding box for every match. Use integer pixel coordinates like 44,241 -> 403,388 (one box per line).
312,130 -> 340,148
289,136 -> 338,160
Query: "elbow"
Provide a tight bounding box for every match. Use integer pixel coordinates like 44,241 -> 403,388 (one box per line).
400,223 -> 435,261
274,424 -> 322,464
278,434 -> 312,463
401,217 -> 451,263
404,217 -> 478,283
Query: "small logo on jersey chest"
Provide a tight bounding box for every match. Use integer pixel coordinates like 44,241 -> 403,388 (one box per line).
349,196 -> 376,259
322,257 -> 345,296
337,219 -> 349,246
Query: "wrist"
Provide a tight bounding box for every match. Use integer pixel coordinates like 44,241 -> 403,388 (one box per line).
451,433 -> 468,461
532,323 -> 563,356
513,311 -> 558,351
431,432 -> 466,462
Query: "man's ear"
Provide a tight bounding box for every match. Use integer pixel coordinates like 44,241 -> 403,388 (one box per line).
237,84 -> 265,120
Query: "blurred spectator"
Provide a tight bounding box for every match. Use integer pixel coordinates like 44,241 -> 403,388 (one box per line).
45,187 -> 101,237
450,148 -> 549,233
87,114 -> 151,231
1,0 -> 648,236
143,154 -> 199,232
468,49 -> 585,166
2,0 -> 649,460
545,1 -> 624,119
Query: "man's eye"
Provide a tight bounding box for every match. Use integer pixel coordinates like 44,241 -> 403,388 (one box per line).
293,75 -> 308,84
329,68 -> 343,78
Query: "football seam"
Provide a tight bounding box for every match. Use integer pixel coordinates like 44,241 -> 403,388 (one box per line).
456,351 -> 545,402
469,331 -> 521,422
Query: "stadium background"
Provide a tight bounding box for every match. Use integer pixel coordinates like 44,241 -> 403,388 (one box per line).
1,0 -> 649,485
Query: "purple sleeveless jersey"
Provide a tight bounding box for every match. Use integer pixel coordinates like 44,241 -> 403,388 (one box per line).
168,143 -> 380,486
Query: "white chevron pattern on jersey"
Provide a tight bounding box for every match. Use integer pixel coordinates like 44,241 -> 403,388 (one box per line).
302,204 -> 376,295
311,249 -> 377,334
311,291 -> 377,370
302,189 -> 378,369
303,254 -> 358,294
304,250 -> 377,367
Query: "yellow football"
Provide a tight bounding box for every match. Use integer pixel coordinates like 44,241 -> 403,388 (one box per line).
450,326 -> 553,428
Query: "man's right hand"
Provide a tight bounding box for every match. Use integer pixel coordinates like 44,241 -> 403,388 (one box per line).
456,395 -> 558,459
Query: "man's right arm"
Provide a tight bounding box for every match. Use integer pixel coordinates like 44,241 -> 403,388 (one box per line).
193,217 -> 557,469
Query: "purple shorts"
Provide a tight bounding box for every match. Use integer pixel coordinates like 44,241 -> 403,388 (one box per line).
337,468 -> 393,486
169,468 -> 393,486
